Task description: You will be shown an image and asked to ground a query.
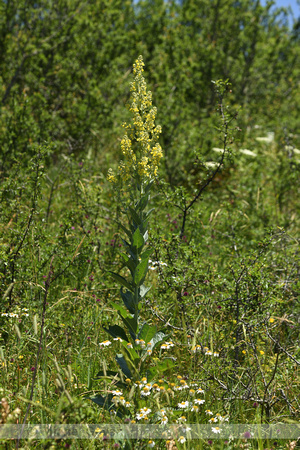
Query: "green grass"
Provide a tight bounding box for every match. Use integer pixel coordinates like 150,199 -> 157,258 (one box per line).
0,124 -> 299,450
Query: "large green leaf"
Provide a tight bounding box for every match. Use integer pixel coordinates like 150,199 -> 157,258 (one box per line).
132,226 -> 144,250
116,354 -> 132,378
134,258 -> 148,286
120,289 -> 136,314
138,323 -> 157,343
118,312 -> 138,337
103,325 -> 129,342
109,272 -> 132,291
150,331 -> 167,351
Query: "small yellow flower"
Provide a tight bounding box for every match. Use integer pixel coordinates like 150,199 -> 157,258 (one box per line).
259,350 -> 264,355
269,318 -> 275,323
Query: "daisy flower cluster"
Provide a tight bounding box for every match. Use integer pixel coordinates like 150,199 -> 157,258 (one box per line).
98,371 -> 230,449
148,260 -> 167,271
1,308 -> 29,319
191,344 -> 220,357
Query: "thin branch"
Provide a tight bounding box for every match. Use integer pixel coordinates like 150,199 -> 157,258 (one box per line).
17,256 -> 54,448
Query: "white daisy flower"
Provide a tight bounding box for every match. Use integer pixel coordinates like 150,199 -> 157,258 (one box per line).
178,401 -> 189,409
111,389 -> 122,396
99,340 -> 111,347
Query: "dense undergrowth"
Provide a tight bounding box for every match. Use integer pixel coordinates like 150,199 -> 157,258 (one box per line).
0,1 -> 299,449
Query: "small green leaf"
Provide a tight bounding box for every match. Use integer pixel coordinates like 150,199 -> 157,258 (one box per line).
134,258 -> 148,286
116,221 -> 132,239
140,248 -> 153,261
128,207 -> 142,226
139,285 -> 151,298
144,208 -> 154,220
95,370 -> 119,378
119,253 -> 136,275
109,272 -> 132,291
136,194 -> 149,211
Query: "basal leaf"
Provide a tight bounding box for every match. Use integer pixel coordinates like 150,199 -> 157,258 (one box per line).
116,353 -> 132,378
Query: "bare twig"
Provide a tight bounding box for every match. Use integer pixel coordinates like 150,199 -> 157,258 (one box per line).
17,256 -> 54,448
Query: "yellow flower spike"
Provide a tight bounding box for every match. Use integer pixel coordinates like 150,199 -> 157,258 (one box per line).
107,55 -> 162,185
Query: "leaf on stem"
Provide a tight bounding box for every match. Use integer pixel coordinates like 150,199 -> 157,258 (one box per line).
116,354 -> 132,379
109,272 -> 132,291
103,325 -> 129,342
138,323 -> 157,343
139,284 -> 151,298
132,226 -> 144,251
120,289 -> 136,314
134,258 -> 148,286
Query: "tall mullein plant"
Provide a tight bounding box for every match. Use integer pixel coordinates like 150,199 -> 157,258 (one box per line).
91,57 -> 169,414
107,56 -> 163,332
